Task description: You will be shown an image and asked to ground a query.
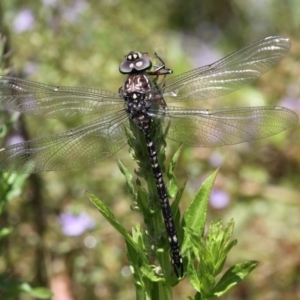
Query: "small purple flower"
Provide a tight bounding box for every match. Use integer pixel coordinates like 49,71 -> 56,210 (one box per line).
24,62 -> 39,76
210,189 -> 230,209
61,0 -> 88,23
208,151 -> 224,167
6,134 -> 24,146
59,212 -> 96,236
279,97 -> 300,111
13,9 -> 35,33
41,0 -> 58,6
192,44 -> 221,68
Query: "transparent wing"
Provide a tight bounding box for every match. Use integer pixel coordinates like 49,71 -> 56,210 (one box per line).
0,76 -> 123,119
0,111 -> 129,173
162,36 -> 290,102
151,106 -> 298,147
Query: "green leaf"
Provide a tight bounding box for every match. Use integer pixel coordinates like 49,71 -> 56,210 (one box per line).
124,125 -> 136,148
87,191 -> 155,282
172,177 -> 188,221
0,124 -> 7,138
26,287 -> 52,299
188,259 -> 202,293
221,219 -> 235,246
2,282 -> 53,299
182,169 -> 219,253
214,239 -> 237,276
126,235 -> 164,283
136,184 -> 152,217
188,249 -> 215,296
16,282 -> 32,292
211,260 -> 259,297
86,191 -> 136,247
140,265 -> 165,282
198,242 -> 215,276
0,227 -> 13,239
131,224 -> 144,245
170,178 -> 187,244
118,160 -> 136,197
125,239 -> 147,270
206,219 -> 237,276
167,145 -> 183,197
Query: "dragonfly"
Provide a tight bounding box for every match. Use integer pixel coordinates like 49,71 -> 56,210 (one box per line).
0,36 -> 298,278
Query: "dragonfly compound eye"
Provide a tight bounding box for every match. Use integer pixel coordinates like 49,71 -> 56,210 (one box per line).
119,51 -> 152,74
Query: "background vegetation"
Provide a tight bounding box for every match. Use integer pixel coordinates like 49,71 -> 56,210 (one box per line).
0,0 -> 299,299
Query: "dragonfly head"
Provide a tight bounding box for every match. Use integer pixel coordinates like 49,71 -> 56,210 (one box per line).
119,51 -> 152,74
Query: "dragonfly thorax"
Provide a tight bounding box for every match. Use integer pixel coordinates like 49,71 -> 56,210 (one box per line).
122,73 -> 152,94
120,73 -> 154,119
124,92 -> 151,117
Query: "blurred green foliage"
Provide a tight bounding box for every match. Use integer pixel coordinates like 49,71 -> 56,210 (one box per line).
0,0 -> 299,299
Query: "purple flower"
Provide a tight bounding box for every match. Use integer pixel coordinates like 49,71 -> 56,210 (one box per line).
208,151 -> 224,167
6,134 -> 24,146
61,0 -> 88,23
41,0 -> 58,6
279,97 -> 300,111
24,62 -> 39,76
13,9 -> 35,33
210,189 -> 230,209
59,212 -> 95,236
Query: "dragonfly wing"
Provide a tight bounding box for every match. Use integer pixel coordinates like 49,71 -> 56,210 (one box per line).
0,76 -> 123,119
0,111 -> 129,173
162,36 -> 290,102
152,106 -> 298,147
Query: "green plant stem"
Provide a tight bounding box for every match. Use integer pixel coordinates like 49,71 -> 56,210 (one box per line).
129,121 -> 173,299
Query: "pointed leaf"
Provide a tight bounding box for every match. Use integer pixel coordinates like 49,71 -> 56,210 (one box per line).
188,259 -> 202,293
170,177 -> 187,240
131,224 -> 145,246
167,145 -> 183,197
136,184 -> 152,217
214,239 -> 237,276
222,219 -> 235,246
211,261 -> 259,297
172,176 -> 188,217
188,248 -> 215,296
118,160 -> 136,197
125,239 -> 148,267
86,191 -> 136,248
182,169 -> 219,252
205,219 -> 237,276
126,238 -> 164,283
